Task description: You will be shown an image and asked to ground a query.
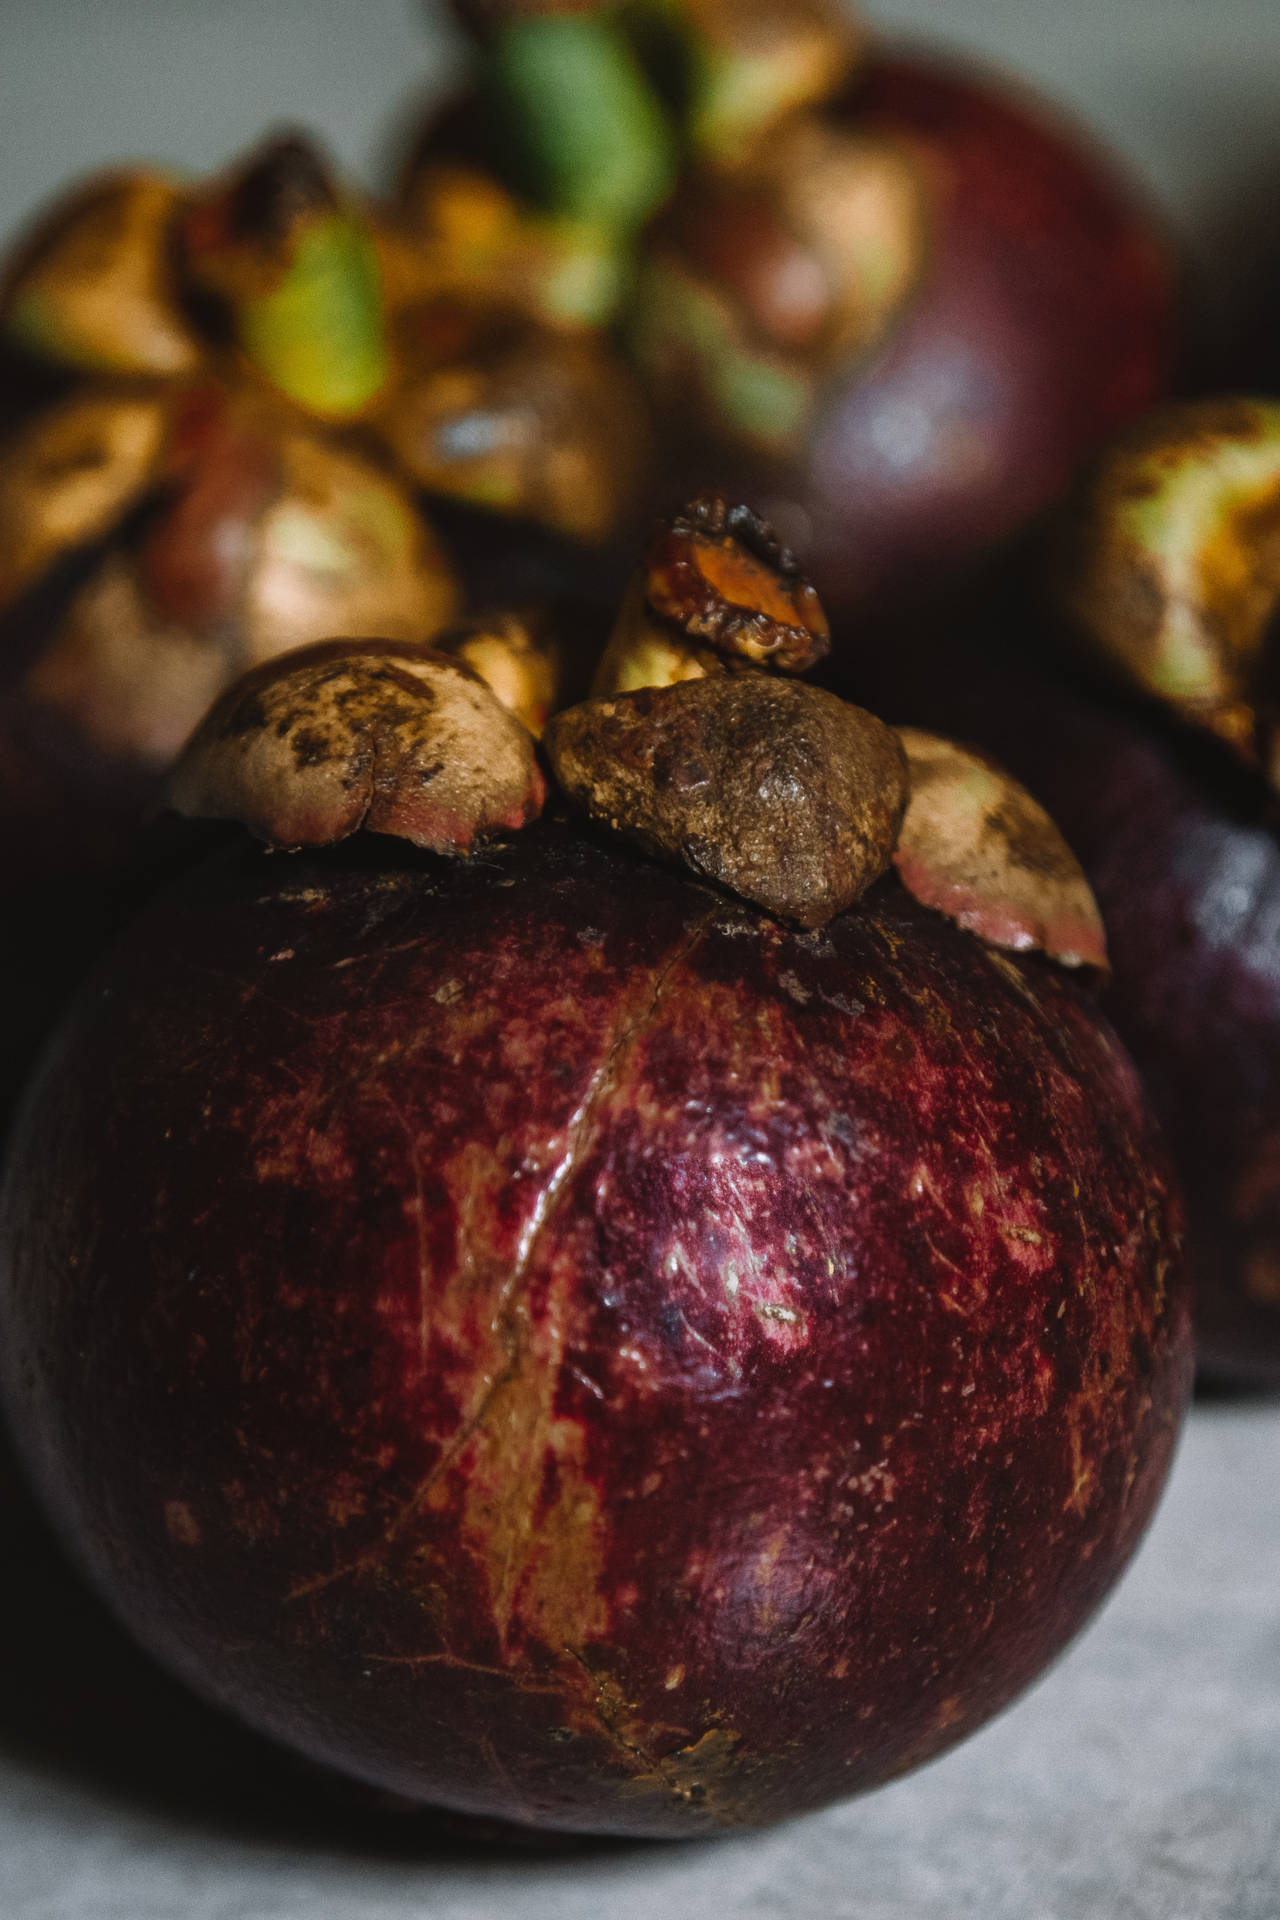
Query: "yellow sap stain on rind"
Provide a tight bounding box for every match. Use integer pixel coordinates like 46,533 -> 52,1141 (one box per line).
458,1267 -> 609,1659
621,1726 -> 746,1817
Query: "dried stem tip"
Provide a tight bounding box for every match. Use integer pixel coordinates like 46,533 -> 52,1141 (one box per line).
168,640 -> 545,854
893,729 -> 1107,971
648,493 -> 830,670
546,675 -> 906,927
593,491 -> 830,697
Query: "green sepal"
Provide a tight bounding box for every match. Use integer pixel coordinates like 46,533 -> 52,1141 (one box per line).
240,209 -> 389,419
489,15 -> 677,230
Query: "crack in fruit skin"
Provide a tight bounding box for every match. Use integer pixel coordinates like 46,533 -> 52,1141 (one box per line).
0,824 -> 1190,1837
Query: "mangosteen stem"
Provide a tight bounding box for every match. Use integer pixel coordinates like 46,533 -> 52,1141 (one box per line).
593,491 -> 830,696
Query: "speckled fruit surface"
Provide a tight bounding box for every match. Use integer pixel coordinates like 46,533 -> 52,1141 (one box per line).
838,627 -> 1280,1388
968,671 -> 1280,1388
0,823 -> 1190,1837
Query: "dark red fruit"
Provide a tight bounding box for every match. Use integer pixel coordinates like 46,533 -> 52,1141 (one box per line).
839,606 -> 1280,1387
1028,711 -> 1280,1388
0,821 -> 1189,1836
637,51 -> 1175,614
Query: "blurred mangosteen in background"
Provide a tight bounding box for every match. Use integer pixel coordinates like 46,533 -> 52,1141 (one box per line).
405,0 -> 1180,616
837,398 -> 1280,1387
0,126 -> 652,550
0,496 -> 1190,1836
0,125 -> 649,1119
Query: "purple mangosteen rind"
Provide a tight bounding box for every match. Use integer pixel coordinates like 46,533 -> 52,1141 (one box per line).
1027,696 -> 1280,1389
0,495 -> 1189,1836
0,817 -> 1190,1837
834,598 -> 1280,1388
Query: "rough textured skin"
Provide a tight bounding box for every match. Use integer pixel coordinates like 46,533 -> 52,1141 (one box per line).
894,728 -> 1107,969
169,639 -> 546,853
842,628 -> 1280,1386
545,676 -> 907,926
0,824 -> 1190,1836
651,53 -> 1176,616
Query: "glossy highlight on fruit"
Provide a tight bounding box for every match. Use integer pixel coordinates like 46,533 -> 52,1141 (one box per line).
0,479 -> 1190,1831
0,822 -> 1188,1836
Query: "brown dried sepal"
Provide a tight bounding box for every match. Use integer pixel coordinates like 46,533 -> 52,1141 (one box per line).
631,128 -> 925,461
0,384 -> 171,610
892,729 -> 1107,971
592,492 -> 828,696
678,0 -> 866,166
168,639 -> 546,853
545,675 -> 907,928
1,170 -> 201,376
19,383 -> 461,770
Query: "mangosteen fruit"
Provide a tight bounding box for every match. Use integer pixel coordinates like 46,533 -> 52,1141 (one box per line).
414,1 -> 1178,613
0,116 -> 650,1118
0,129 -> 651,561
0,500 -> 1190,1836
1038,399 -> 1280,1385
834,398 -> 1280,1385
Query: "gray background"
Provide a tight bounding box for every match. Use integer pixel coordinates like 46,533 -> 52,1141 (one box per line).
1,2 -> 1279,1915
1,0 -> 1278,282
